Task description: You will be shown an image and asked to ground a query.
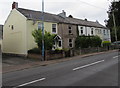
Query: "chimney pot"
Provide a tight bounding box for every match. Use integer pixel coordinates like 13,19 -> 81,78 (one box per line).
12,2 -> 18,9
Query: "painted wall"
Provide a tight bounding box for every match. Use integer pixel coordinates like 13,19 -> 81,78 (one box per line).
2,9 -> 27,55
78,26 -> 96,36
26,20 -> 58,51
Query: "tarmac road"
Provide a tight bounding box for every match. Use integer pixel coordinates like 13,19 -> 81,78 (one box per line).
2,51 -> 119,87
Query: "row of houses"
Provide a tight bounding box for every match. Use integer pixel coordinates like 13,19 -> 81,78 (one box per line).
2,2 -> 111,56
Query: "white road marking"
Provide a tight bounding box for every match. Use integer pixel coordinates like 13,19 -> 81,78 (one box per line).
113,56 -> 119,58
73,60 -> 105,71
13,78 -> 46,88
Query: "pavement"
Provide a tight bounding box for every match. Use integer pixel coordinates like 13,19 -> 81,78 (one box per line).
2,50 -> 118,73
2,50 -> 119,87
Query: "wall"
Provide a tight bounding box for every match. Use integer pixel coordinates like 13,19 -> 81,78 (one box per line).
101,29 -> 111,42
58,23 -> 77,49
2,9 -> 27,55
26,20 -> 58,51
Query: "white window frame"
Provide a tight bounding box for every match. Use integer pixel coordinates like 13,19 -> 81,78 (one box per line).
38,22 -> 42,30
52,24 -> 57,34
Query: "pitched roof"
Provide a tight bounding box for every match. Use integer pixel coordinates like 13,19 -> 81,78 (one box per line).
17,8 -> 107,29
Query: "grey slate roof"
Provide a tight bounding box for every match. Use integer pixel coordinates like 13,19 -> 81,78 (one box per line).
0,25 -> 3,39
17,8 -> 107,29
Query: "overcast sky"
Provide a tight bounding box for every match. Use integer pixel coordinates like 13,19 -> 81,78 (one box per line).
0,0 -> 112,25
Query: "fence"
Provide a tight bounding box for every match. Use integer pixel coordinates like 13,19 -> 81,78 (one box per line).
72,46 -> 115,56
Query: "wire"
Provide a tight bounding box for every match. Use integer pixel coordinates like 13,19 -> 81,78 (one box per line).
78,0 -> 107,10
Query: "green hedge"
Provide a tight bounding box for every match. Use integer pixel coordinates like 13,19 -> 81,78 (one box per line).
75,35 -> 102,48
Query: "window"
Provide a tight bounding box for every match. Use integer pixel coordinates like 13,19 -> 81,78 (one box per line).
107,30 -> 109,35
52,24 -> 56,33
81,30 -> 83,34
69,39 -> 73,48
81,27 -> 83,29
99,29 -> 101,34
69,39 -> 72,42
58,40 -> 62,47
11,25 -> 14,30
69,30 -> 72,34
68,26 -> 72,34
95,29 -> 98,34
91,28 -> 93,35
69,26 -> 71,29
38,22 -> 42,30
103,30 -> 106,35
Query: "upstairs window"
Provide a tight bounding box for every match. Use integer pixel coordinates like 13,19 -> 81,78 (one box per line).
11,25 -> 14,30
81,30 -> 83,35
91,28 -> 94,35
52,24 -> 56,33
81,27 -> 83,29
38,22 -> 42,30
107,30 -> 109,35
103,30 -> 106,35
99,29 -> 101,34
68,26 -> 72,34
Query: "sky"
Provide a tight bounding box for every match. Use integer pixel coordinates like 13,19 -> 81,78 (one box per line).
0,0 -> 112,26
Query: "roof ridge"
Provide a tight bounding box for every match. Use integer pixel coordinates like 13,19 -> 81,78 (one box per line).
18,8 -> 58,16
17,8 -> 107,29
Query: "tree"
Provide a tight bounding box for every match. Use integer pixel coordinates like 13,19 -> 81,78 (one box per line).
106,1 -> 120,42
32,29 -> 56,50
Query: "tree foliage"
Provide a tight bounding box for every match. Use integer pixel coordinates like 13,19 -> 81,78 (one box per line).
75,35 -> 102,48
32,29 -> 56,50
106,1 -> 120,41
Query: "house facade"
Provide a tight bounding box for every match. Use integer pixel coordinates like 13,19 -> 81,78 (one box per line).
78,25 -> 111,42
2,2 -> 111,56
58,23 -> 77,49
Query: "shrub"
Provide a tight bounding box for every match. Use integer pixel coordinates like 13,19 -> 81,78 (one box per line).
75,35 -> 102,48
32,29 -> 56,50
102,41 -> 111,47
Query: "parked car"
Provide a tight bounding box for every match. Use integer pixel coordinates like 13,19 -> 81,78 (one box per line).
111,41 -> 120,49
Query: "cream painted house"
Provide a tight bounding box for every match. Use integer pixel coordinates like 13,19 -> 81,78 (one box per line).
3,2 -> 59,56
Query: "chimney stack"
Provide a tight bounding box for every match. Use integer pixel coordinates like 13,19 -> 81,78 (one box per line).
12,2 -> 18,9
58,10 -> 66,18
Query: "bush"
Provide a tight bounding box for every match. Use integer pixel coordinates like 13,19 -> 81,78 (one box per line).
32,29 -> 56,50
102,41 -> 111,47
75,35 -> 102,48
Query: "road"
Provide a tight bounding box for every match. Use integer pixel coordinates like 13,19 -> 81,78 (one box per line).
2,51 -> 119,87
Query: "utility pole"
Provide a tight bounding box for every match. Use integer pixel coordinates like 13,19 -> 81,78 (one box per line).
42,0 -> 45,61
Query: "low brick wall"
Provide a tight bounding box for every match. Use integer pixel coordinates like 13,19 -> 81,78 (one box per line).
28,50 -> 65,61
